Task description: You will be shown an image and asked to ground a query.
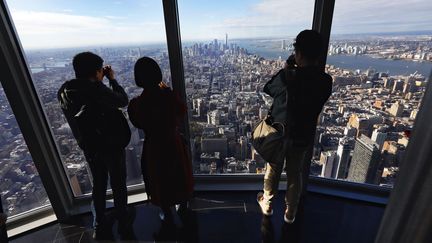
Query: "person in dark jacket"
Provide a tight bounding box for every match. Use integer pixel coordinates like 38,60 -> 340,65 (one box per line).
128,57 -> 193,223
257,30 -> 333,223
0,198 -> 8,243
57,52 -> 132,240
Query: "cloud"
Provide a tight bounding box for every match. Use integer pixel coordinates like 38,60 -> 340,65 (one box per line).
190,0 -> 314,40
10,10 -> 166,49
190,0 -> 432,40
329,0 -> 432,34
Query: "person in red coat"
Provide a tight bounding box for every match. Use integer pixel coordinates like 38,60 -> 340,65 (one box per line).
127,57 -> 193,221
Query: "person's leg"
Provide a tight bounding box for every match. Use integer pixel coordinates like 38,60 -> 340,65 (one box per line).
107,149 -> 128,220
107,148 -> 137,239
284,146 -> 307,222
258,158 -> 284,216
263,160 -> 284,204
87,151 -> 109,228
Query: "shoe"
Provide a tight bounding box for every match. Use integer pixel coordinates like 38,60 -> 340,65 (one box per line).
284,209 -> 295,224
92,224 -> 114,240
257,192 -> 273,216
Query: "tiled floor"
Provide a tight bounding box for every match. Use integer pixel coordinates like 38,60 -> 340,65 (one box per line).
10,191 -> 385,243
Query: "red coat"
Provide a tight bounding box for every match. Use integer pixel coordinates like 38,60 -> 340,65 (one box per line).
127,88 -> 193,207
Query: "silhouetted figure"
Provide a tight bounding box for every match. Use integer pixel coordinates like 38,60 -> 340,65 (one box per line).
257,30 -> 332,224
128,57 -> 194,222
0,199 -> 8,243
58,52 -> 132,240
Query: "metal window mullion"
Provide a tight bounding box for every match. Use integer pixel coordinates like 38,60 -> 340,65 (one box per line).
162,0 -> 191,146
312,0 -> 335,70
0,2 -> 74,221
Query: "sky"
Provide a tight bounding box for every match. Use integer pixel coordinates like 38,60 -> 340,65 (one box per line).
5,0 -> 432,49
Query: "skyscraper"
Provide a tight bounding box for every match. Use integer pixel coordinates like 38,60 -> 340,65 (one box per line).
371,128 -> 387,150
347,135 -> 382,184
320,151 -> 337,178
335,137 -> 355,179
225,33 -> 228,49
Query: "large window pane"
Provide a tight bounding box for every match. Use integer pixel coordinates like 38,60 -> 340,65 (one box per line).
179,0 -> 315,174
314,0 -> 432,187
6,0 -> 171,196
0,83 -> 51,217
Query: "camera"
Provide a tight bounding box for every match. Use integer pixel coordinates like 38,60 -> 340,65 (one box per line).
103,65 -> 111,76
286,54 -> 296,68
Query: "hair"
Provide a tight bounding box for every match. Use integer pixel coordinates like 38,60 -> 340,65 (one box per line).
72,52 -> 104,79
134,57 -> 162,89
293,30 -> 323,61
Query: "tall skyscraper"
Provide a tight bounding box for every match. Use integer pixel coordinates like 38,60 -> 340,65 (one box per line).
335,137 -> 355,179
225,33 -> 228,49
347,135 -> 382,184
371,128 -> 387,150
320,151 -> 337,178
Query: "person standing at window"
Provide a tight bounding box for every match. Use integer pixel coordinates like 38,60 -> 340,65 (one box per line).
257,30 -> 332,223
128,57 -> 193,223
58,52 -> 132,240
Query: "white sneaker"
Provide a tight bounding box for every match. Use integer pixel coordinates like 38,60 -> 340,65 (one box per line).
257,192 -> 273,216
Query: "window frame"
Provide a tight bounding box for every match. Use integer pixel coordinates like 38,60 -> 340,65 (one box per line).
0,0 -> 406,235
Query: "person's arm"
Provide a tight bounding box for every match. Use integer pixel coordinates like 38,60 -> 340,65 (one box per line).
264,69 -> 285,97
93,69 -> 129,108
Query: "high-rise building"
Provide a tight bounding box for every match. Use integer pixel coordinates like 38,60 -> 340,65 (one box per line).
389,101 -> 403,117
225,33 -> 228,49
320,151 -> 337,178
344,125 -> 357,137
371,128 -> 387,150
335,137 -> 355,179
347,135 -> 382,184
281,40 -> 286,50
392,80 -> 404,93
201,137 -> 228,159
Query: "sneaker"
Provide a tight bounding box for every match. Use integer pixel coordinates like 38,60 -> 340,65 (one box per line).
92,224 -> 114,240
284,208 -> 295,224
257,192 -> 273,216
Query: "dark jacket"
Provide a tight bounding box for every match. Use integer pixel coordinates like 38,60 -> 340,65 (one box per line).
264,66 -> 332,146
57,78 -> 129,150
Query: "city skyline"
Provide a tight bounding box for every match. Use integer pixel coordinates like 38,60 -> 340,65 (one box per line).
5,0 -> 432,49
1,34 -> 431,216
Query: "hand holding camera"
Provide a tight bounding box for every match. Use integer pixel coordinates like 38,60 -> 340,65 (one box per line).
286,54 -> 297,69
103,65 -> 115,81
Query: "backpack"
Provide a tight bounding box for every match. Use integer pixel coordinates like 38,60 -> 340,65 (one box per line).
74,102 -> 131,151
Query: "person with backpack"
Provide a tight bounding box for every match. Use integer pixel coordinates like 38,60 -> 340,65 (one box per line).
256,30 -> 333,223
57,52 -> 132,240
